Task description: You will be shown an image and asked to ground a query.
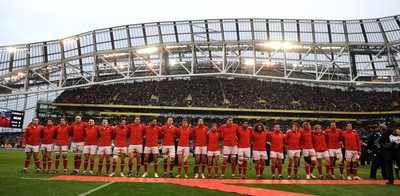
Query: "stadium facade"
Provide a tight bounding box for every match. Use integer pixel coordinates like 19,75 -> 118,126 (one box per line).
1,15 -> 400,130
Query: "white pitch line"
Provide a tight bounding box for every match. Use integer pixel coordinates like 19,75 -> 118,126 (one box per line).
78,182 -> 115,196
20,177 -> 49,180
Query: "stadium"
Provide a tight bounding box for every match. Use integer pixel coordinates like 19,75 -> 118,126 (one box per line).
1,11 -> 400,195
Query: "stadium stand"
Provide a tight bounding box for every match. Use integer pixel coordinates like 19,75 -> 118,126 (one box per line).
54,77 -> 400,112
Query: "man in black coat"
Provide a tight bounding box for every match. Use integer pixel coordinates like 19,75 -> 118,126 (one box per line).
379,124 -> 400,185
367,126 -> 387,180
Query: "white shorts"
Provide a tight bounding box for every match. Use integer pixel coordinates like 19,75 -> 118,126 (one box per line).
128,145 -> 143,154
252,150 -> 268,161
53,145 -> 69,153
144,146 -> 159,154
302,149 -> 316,157
270,151 -> 284,159
25,144 -> 39,153
345,150 -> 359,161
113,147 -> 127,155
238,148 -> 251,159
83,145 -> 98,155
207,150 -> 220,157
328,148 -> 343,159
71,142 -> 85,152
288,150 -> 301,158
223,145 -> 238,155
97,146 -> 112,155
40,144 -> 53,151
177,146 -> 190,161
162,146 -> 176,157
316,151 -> 330,159
194,146 -> 207,155
177,146 -> 190,155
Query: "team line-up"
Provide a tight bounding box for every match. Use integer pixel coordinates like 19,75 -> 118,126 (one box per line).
21,116 -> 362,180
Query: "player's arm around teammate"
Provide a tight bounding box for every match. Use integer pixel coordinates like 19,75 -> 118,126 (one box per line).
251,123 -> 268,180
285,123 -> 302,179
82,119 -> 98,175
52,117 -> 71,174
127,116 -> 144,177
20,118 -> 43,173
312,124 -> 331,179
40,118 -> 56,173
175,119 -> 192,178
160,117 -> 177,178
193,118 -> 208,179
237,121 -> 252,179
206,123 -> 222,179
109,119 -> 129,177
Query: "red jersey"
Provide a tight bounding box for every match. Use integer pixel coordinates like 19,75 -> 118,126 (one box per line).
218,123 -> 239,146
71,121 -> 88,143
128,123 -> 145,145
285,131 -> 301,150
22,124 -> 43,146
113,125 -> 129,147
325,128 -> 343,149
193,125 -> 209,147
0,118 -> 10,127
251,130 -> 267,151
41,125 -> 57,144
342,130 -> 361,152
161,125 -> 177,146
84,125 -> 99,145
55,124 -> 71,146
237,126 -> 251,148
299,129 -> 314,149
177,126 -> 193,147
98,126 -> 113,146
312,132 -> 328,152
267,130 -> 285,153
207,131 -> 221,151
144,125 -> 161,147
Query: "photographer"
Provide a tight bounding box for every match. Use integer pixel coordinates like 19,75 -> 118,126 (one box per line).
379,124 -> 400,185
367,125 -> 387,180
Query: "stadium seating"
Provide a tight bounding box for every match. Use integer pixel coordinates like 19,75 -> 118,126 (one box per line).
54,78 -> 400,112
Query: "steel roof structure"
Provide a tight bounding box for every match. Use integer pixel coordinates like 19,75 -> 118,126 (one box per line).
0,15 -> 399,129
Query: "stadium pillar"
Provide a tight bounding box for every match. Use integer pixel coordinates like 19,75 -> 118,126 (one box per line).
163,51 -> 170,75
349,52 -> 357,79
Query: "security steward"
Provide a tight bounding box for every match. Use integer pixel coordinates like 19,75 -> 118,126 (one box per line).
379,124 -> 400,185
367,125 -> 387,180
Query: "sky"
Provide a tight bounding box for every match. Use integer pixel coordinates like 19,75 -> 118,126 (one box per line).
0,0 -> 399,46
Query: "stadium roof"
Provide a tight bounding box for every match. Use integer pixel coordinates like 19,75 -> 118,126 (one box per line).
1,15 -> 400,97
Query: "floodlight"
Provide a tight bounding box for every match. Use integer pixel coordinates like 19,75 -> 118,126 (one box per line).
245,60 -> 255,66
7,47 -> 16,53
136,47 -> 158,54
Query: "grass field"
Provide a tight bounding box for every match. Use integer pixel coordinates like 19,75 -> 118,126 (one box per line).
0,150 -> 397,195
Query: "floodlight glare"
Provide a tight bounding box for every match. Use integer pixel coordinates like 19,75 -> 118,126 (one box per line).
245,60 -> 255,66
7,47 -> 17,53
282,42 -> 293,50
169,60 -> 178,65
136,47 -> 158,54
260,42 -> 299,50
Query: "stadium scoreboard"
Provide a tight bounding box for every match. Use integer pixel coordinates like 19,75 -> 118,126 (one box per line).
0,109 -> 24,128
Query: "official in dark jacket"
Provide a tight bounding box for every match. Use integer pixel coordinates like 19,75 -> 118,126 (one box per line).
367,127 -> 387,180
379,125 -> 400,185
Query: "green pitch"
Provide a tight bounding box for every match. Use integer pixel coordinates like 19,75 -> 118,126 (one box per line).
0,150 -> 396,195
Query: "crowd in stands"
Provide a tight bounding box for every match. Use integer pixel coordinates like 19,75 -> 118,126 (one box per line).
54,77 -> 400,112
0,132 -> 22,148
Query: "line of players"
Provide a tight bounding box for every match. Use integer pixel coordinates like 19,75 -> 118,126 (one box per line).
20,116 -> 362,180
